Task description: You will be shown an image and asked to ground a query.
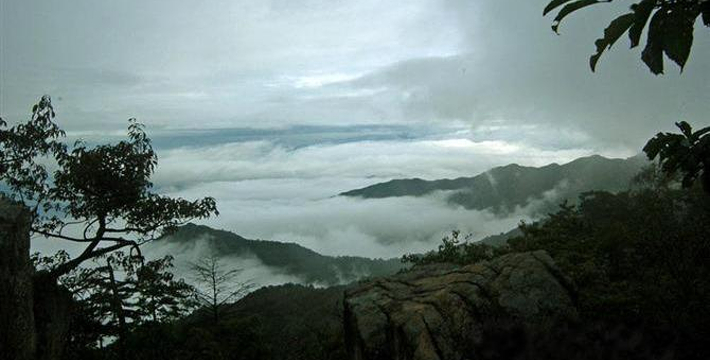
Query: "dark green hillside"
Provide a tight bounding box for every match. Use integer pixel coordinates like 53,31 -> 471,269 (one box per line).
159,224 -> 403,285
341,155 -> 647,214
220,284 -> 347,360
121,284 -> 348,360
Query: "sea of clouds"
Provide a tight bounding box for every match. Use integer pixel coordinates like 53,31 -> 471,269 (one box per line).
150,126 -> 631,257
31,125 -> 634,289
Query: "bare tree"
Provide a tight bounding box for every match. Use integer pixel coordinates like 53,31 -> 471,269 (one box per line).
190,255 -> 252,324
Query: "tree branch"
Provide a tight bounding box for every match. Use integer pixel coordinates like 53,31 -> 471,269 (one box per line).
32,229 -> 95,243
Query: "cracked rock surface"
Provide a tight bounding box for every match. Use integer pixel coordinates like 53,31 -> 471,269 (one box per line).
343,251 -> 578,360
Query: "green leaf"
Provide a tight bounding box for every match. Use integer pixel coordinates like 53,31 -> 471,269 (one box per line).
628,0 -> 655,48
544,0 -> 576,16
662,9 -> 694,71
590,13 -> 635,71
552,0 -> 606,33
641,10 -> 665,75
676,121 -> 693,138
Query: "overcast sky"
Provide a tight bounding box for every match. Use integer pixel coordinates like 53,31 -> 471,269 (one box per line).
5,0 -> 710,258
3,0 -> 708,145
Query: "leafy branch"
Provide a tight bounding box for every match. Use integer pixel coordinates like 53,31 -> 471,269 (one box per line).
545,0 -> 710,73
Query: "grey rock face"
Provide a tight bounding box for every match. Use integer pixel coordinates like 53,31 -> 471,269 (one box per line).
343,251 -> 578,360
0,197 -> 36,360
0,197 -> 71,360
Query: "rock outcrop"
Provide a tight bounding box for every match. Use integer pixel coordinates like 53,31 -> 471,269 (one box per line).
0,197 -> 36,360
343,251 -> 578,360
0,197 -> 72,360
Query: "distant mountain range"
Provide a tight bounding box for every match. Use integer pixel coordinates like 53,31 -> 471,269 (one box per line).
157,224 -> 404,286
340,155 -> 648,215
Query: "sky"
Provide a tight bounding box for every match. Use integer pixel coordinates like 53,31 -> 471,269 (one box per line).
4,0 -> 710,263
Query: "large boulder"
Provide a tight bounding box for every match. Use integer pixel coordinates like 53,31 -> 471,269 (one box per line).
343,251 -> 578,360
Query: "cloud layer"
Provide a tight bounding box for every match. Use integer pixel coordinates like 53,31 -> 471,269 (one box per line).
150,134 -> 623,258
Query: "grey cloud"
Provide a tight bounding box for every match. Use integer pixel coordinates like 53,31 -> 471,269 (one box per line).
328,0 -> 710,148
5,0 -> 706,150
2,0 -> 459,130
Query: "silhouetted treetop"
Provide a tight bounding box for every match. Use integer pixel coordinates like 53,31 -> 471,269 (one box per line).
1,96 -> 218,280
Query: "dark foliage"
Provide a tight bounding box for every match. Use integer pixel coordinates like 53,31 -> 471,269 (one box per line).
511,188 -> 710,359
544,0 -> 710,73
644,121 -> 710,192
0,95 -> 66,221
412,183 -> 710,359
112,284 -> 348,360
33,251 -> 196,360
402,230 -> 507,265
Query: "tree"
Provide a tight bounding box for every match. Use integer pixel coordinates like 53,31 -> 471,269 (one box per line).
134,255 -> 197,323
0,96 -> 218,281
544,0 -> 710,74
191,255 -> 253,324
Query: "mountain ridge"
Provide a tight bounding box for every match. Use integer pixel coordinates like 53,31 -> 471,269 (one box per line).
340,154 -> 648,215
